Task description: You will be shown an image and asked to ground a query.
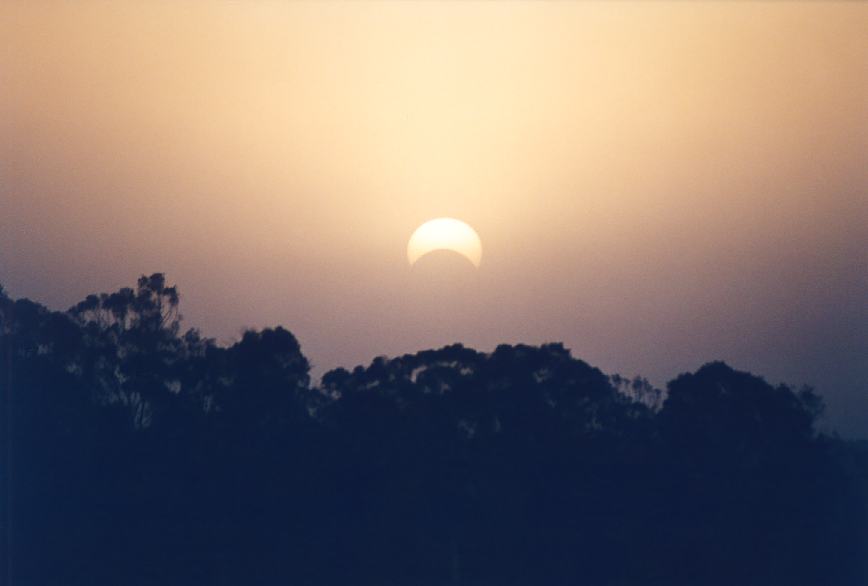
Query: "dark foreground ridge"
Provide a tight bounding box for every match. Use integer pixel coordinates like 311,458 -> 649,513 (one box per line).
2,274 -> 866,586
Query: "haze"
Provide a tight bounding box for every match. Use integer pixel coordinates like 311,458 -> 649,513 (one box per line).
1,2 -> 866,435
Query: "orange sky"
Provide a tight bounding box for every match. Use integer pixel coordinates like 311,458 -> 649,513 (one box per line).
1,2 -> 866,435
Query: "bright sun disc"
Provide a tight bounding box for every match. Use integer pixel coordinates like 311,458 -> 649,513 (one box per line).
407,218 -> 482,268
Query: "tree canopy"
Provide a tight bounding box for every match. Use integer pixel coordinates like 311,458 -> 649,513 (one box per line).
2,275 -> 866,585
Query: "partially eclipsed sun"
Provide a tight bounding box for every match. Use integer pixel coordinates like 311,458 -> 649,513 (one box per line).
407,218 -> 482,268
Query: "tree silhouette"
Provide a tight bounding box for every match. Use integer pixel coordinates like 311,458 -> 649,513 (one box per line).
1,274 -> 865,585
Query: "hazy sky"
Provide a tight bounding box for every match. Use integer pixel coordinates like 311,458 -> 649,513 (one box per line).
2,2 -> 866,436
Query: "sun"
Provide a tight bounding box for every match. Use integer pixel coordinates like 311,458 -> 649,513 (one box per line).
407,218 -> 482,268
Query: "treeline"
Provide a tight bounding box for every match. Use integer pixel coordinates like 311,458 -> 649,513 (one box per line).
1,274 -> 866,586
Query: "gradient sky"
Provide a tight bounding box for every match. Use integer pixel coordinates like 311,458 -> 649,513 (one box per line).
2,2 -> 866,436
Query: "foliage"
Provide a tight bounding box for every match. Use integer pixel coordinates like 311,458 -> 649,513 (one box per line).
2,275 -> 865,585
